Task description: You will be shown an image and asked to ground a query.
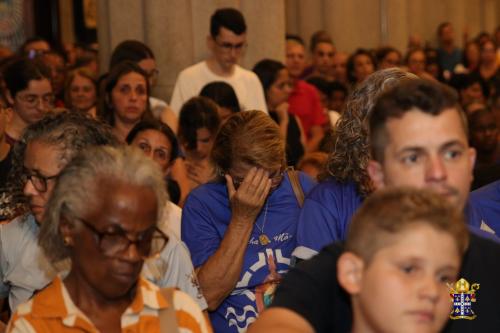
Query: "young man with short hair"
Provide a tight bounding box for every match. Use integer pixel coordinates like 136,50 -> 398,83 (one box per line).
170,8 -> 267,115
302,30 -> 335,81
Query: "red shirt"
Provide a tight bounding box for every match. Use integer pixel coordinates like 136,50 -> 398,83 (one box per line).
288,80 -> 327,137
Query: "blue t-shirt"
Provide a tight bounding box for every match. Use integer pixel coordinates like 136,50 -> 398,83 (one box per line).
293,178 -> 498,261
182,172 -> 315,333
293,178 -> 363,260
468,180 -> 500,235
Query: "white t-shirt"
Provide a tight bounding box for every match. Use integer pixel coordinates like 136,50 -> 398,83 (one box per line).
170,61 -> 268,115
161,201 -> 182,239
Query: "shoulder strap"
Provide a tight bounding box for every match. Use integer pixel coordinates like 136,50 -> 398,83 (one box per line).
159,288 -> 180,333
287,169 -> 305,207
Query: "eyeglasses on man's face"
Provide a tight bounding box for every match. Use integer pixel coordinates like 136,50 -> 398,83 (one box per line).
229,169 -> 284,190
22,168 -> 59,193
16,93 -> 55,108
76,217 -> 169,260
214,38 -> 247,53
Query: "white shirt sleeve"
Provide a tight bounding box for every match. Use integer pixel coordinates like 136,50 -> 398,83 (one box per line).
143,233 -> 208,310
169,74 -> 186,117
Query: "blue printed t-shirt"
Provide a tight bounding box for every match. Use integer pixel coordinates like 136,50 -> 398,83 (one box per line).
468,180 -> 500,235
293,178 -> 363,260
182,172 -> 315,333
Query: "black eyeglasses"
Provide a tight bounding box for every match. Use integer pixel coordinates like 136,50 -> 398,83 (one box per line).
229,169 -> 284,190
16,93 -> 55,108
22,168 -> 59,193
75,218 -> 168,259
214,39 -> 247,53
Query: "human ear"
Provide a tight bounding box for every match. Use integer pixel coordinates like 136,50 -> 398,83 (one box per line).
367,160 -> 385,190
337,252 -> 364,295
5,90 -> 14,106
467,147 -> 477,172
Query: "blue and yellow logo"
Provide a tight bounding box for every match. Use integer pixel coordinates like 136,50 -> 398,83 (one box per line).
449,278 -> 480,320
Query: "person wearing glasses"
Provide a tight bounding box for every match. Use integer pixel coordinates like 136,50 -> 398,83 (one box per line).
3,57 -> 53,145
0,112 -> 117,316
182,111 -> 315,333
6,146 -> 211,333
0,111 -> 208,320
170,7 -> 267,115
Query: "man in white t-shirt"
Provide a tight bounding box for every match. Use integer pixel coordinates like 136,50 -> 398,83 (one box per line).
170,8 -> 268,114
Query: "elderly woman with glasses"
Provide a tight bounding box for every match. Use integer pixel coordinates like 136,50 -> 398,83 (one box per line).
0,111 -> 208,320
6,146 -> 211,333
0,111 -> 116,317
182,110 -> 315,333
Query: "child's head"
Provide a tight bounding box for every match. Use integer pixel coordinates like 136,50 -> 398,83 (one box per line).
338,187 -> 468,333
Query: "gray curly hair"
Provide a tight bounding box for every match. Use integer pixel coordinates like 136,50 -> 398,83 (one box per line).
7,110 -> 118,217
322,68 -> 418,196
39,145 -> 168,262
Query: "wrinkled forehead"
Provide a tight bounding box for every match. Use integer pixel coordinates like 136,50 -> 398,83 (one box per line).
385,107 -> 469,145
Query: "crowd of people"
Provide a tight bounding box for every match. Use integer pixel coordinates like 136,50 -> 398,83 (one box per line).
0,6 -> 499,333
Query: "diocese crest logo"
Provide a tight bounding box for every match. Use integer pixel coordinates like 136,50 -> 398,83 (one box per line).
448,278 -> 480,320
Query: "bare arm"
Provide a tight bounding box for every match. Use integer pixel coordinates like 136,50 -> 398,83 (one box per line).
185,158 -> 216,187
196,168 -> 271,310
170,158 -> 191,207
273,102 -> 290,142
247,308 -> 314,333
305,125 -> 325,153
294,116 -> 307,153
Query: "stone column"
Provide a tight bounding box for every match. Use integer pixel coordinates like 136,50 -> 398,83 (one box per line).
97,0 -> 286,103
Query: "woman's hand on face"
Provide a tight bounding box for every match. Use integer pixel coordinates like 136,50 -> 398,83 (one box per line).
274,102 -> 289,124
225,167 -> 272,224
186,159 -> 215,185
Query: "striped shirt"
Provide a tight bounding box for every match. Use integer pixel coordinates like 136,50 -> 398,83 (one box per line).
7,276 -> 212,333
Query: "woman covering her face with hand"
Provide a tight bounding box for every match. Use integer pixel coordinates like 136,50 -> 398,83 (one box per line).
181,111 -> 315,333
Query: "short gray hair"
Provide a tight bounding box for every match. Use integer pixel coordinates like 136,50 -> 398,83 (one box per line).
39,145 -> 168,262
